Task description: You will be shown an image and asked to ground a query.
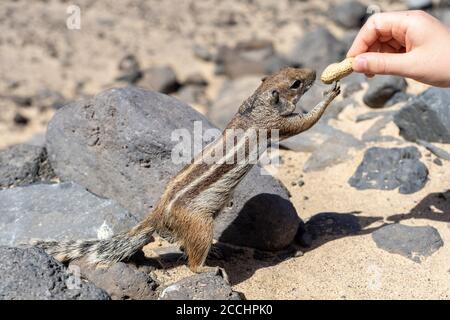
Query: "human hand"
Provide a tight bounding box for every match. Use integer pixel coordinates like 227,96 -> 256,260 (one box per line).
347,10 -> 450,87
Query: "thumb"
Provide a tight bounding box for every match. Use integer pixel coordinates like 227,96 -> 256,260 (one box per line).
352,52 -> 414,77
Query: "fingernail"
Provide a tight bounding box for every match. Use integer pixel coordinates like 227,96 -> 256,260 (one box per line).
354,56 -> 368,71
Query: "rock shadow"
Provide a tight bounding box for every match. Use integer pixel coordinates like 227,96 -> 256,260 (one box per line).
298,211 -> 384,252
209,211 -> 385,285
387,189 -> 450,223
129,210 -> 386,286
130,190 -> 450,285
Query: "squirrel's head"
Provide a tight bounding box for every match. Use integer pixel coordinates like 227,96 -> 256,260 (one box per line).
238,67 -> 316,127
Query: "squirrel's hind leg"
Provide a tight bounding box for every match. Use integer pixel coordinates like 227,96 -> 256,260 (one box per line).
183,215 -> 213,272
172,206 -> 230,283
184,221 -> 230,284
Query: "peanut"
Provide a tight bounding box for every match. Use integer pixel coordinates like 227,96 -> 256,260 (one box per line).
320,57 -> 354,84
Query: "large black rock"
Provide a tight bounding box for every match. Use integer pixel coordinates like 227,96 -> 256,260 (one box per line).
394,87 -> 450,143
363,75 -> 407,108
0,182 -> 139,246
0,144 -> 55,189
0,246 -> 110,300
372,224 -> 443,263
159,272 -> 242,300
70,261 -> 159,300
46,87 -> 299,251
349,146 -> 428,194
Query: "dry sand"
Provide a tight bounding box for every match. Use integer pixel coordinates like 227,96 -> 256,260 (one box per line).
1,0 -> 449,299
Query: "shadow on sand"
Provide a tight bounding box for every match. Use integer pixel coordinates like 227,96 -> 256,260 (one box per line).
131,189 -> 450,285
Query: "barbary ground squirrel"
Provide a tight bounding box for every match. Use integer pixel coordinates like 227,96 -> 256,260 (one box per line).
33,67 -> 340,278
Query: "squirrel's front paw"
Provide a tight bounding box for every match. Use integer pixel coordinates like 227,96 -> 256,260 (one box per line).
323,81 -> 341,99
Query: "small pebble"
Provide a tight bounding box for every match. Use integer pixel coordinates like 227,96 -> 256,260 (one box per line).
13,112 -> 29,126
12,96 -> 32,107
294,250 -> 304,257
433,158 -> 443,166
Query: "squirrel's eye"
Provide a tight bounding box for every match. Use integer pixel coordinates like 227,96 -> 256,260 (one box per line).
290,80 -> 302,89
271,90 -> 279,104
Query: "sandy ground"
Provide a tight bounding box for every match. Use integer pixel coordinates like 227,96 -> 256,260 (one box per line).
1,0 -> 449,299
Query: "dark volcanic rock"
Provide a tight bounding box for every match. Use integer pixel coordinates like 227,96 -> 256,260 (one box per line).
46,87 -> 298,251
385,91 -> 411,107
11,95 -> 33,107
289,27 -> 346,73
0,144 -> 55,189
342,77 -> 364,98
361,112 -> 396,142
218,193 -> 298,250
175,85 -> 209,106
281,123 -> 363,154
340,30 -> 360,54
434,8 -> 450,27
349,146 -> 428,194
70,261 -> 158,300
281,123 -> 364,172
33,89 -> 67,110
303,133 -> 363,172
416,139 -> 450,161
184,73 -> 208,87
159,272 -> 242,300
139,66 -> 180,94
372,224 -> 443,262
215,39 -> 287,78
363,76 -> 407,108
0,182 -> 139,246
356,110 -> 395,123
394,87 -> 450,143
116,54 -> 142,84
330,1 -> 368,29
406,0 -> 433,10
175,73 -> 209,106
0,246 -> 110,300
13,112 -> 29,126
193,44 -> 214,61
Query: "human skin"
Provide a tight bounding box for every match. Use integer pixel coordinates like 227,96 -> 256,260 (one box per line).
347,10 -> 450,87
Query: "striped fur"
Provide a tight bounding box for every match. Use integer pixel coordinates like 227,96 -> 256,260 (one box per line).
33,67 -> 340,273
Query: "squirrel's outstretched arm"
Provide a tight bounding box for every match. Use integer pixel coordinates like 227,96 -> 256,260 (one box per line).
281,82 -> 340,137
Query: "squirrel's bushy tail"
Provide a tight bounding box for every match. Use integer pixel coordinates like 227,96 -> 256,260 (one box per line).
32,224 -> 155,265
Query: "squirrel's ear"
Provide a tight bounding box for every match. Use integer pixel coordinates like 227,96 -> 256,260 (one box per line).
261,76 -> 268,82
